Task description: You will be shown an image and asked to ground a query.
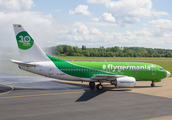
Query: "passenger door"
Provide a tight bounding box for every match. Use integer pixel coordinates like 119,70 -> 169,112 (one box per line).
152,66 -> 156,75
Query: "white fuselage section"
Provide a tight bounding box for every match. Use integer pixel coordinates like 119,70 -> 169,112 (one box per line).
19,61 -> 89,81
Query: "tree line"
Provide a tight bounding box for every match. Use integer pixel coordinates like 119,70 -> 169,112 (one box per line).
46,45 -> 172,57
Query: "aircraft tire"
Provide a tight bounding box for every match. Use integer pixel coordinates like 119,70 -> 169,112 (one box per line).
96,84 -> 103,90
151,83 -> 155,87
89,82 -> 95,88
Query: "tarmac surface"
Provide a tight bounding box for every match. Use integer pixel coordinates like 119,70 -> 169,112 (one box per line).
0,73 -> 172,120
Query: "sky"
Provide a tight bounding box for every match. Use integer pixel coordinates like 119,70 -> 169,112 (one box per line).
0,0 -> 172,49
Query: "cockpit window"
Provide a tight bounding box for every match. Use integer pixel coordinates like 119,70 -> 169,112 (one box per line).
160,68 -> 164,70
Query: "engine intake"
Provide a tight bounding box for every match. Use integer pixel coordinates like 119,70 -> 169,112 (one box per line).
110,76 -> 136,87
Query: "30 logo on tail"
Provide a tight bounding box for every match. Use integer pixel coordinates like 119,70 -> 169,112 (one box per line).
16,31 -> 34,50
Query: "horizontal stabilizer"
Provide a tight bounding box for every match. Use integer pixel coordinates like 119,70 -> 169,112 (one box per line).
11,59 -> 37,67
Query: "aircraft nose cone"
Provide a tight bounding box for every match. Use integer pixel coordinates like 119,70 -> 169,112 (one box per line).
167,71 -> 171,77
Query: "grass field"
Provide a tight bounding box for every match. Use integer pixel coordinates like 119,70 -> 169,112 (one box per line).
57,56 -> 172,61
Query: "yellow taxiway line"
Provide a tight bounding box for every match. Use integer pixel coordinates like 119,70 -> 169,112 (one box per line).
0,90 -> 84,99
0,83 -> 14,95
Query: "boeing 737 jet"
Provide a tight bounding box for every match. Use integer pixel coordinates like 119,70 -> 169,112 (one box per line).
11,24 -> 171,90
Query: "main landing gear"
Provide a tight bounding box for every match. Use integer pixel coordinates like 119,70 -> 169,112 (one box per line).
89,82 -> 95,88
151,81 -> 155,87
96,84 -> 103,90
89,81 -> 103,90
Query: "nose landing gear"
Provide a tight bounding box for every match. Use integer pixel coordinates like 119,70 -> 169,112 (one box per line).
151,81 -> 155,87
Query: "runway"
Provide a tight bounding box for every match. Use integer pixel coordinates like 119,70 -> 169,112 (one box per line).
0,73 -> 172,120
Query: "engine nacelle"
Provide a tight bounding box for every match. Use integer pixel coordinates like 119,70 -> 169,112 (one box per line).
110,76 -> 136,87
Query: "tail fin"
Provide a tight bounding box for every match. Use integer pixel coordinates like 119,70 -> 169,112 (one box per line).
13,24 -> 50,62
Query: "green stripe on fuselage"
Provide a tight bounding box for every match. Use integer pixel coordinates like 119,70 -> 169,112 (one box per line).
47,55 -> 115,78
47,55 -> 167,81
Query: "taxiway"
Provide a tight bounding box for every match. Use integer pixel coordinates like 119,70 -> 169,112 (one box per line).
0,73 -> 172,120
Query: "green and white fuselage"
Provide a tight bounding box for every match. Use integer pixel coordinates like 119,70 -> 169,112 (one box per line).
11,24 -> 170,90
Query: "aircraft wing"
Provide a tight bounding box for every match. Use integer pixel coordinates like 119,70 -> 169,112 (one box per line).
11,59 -> 37,67
91,74 -> 126,81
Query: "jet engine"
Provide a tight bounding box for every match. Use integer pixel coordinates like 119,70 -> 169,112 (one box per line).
110,76 -> 136,87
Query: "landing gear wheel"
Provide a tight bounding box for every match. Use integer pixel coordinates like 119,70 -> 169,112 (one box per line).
96,84 -> 103,90
89,82 -> 95,88
151,82 -> 155,87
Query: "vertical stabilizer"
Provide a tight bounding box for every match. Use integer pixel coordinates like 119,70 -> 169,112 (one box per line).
13,24 -> 50,62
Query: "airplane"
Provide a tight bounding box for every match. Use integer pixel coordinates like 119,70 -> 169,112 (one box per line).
11,24 -> 171,90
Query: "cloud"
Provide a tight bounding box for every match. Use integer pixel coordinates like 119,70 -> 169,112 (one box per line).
86,0 -> 111,4
105,0 -> 152,27
86,22 -> 117,26
69,4 -> 91,16
124,30 -> 133,36
90,28 -> 101,34
0,11 -> 57,47
1,0 -> 171,49
74,35 -> 83,41
74,22 -> 90,35
149,19 -> 172,37
65,22 -> 157,48
102,0 -> 170,27
92,18 -> 99,22
101,13 -> 115,22
134,28 -> 151,37
149,19 -> 172,29
57,21 -> 172,48
111,30 -> 154,47
72,22 -> 101,35
0,0 -> 34,11
152,11 -> 170,18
